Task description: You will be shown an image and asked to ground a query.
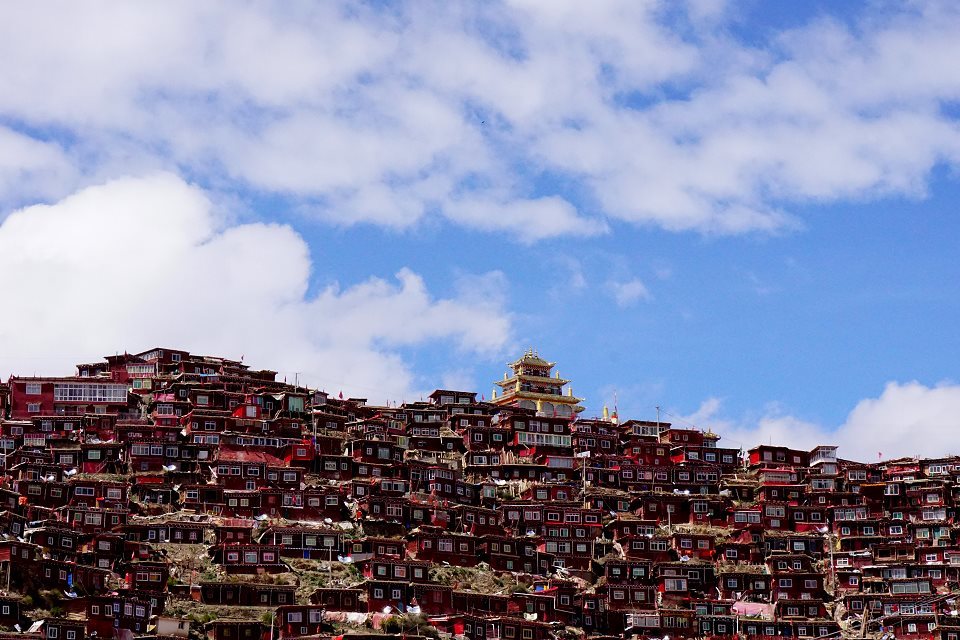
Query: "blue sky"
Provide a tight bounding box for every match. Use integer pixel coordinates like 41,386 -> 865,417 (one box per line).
1,1 -> 959,459
305,168 -> 960,424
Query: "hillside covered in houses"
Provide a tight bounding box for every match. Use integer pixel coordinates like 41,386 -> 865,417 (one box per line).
0,347 -> 956,640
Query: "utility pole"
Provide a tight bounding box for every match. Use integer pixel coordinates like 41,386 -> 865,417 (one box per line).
934,599 -> 941,632
582,456 -> 588,508
828,533 -> 836,595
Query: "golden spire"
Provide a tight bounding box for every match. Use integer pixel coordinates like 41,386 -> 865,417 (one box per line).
492,389 -> 498,399
536,399 -> 543,413
602,405 -> 609,420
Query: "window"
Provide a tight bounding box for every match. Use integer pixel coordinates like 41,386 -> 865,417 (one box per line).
664,578 -> 687,591
27,403 -> 41,413
26,383 -> 42,395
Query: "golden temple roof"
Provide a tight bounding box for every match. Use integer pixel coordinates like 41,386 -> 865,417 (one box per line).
495,373 -> 570,387
509,348 -> 554,369
497,388 -> 585,405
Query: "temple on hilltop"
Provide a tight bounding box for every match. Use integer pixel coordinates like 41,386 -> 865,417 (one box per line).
491,348 -> 584,417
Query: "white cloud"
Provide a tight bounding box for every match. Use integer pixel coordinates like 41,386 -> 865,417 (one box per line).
0,127 -> 78,208
653,265 -> 673,281
4,3 -> 959,238
746,271 -> 778,296
679,381 -> 960,462
445,196 -> 605,243
607,278 -> 651,307
544,256 -> 589,303
0,174 -> 512,401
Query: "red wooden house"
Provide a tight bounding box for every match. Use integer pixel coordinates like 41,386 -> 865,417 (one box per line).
408,528 -> 480,567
